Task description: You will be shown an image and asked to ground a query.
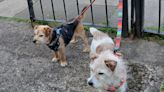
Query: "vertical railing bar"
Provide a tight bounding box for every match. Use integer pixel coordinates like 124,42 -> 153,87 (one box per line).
122,0 -> 129,37
27,0 -> 35,21
131,0 -> 135,34
90,0 -> 94,25
39,0 -> 44,20
76,0 -> 80,15
105,0 -> 109,27
158,0 -> 161,33
51,0 -> 56,20
27,0 -> 35,27
140,0 -> 144,36
63,0 -> 67,21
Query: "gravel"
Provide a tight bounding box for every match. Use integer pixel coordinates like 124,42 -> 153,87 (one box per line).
0,19 -> 163,92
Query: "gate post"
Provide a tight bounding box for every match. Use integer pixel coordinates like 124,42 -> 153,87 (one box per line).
131,0 -> 144,38
135,0 -> 144,37
140,0 -> 144,36
122,0 -> 129,37
27,0 -> 35,22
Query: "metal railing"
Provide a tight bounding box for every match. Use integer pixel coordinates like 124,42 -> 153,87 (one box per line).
27,0 -> 109,26
131,0 -> 164,36
27,0 -> 129,37
27,0 -> 163,37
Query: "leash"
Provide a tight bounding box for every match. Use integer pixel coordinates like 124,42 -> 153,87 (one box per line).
114,0 -> 123,53
69,0 -> 96,23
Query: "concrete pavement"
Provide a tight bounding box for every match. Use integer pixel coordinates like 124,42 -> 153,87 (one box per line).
0,0 -> 28,17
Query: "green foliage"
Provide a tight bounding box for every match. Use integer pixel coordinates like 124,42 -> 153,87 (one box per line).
161,25 -> 164,32
84,26 -> 117,38
143,33 -> 164,45
145,26 -> 164,32
161,83 -> 164,92
0,16 -> 163,44
0,16 -> 30,22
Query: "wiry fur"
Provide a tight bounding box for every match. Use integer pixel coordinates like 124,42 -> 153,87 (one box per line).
88,27 -> 127,92
33,7 -> 90,67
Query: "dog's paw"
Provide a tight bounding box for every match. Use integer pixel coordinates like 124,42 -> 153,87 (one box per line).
70,39 -> 78,44
52,57 -> 58,62
60,62 -> 68,67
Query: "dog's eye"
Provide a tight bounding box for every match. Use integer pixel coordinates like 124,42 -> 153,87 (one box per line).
98,73 -> 104,75
39,35 -> 44,37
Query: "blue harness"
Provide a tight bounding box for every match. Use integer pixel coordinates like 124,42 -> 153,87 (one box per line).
48,20 -> 79,51
48,28 -> 61,51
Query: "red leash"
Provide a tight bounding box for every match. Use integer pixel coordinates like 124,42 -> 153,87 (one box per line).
69,0 -> 96,23
77,0 -> 96,19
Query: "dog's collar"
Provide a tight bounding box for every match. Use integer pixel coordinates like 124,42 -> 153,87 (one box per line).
107,79 -> 126,92
47,28 -> 61,51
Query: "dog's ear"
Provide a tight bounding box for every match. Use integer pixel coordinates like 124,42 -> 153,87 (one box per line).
44,26 -> 52,37
96,45 -> 103,54
90,53 -> 98,60
104,60 -> 117,72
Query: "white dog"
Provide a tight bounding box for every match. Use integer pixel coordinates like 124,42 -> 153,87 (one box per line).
87,27 -> 127,92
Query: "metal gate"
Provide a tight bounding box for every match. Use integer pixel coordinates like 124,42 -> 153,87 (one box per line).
27,0 -> 129,37
27,0 -> 117,27
27,0 -> 164,37
131,0 -> 164,36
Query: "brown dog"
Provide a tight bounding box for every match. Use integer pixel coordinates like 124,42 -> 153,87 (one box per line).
33,7 -> 89,66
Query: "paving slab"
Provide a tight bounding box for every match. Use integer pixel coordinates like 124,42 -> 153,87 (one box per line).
0,0 -> 28,17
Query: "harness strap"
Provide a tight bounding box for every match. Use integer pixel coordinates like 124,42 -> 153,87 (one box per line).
48,28 -> 61,51
114,0 -> 123,52
56,28 -> 61,35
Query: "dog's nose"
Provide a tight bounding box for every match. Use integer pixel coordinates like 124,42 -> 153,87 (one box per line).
88,81 -> 93,86
33,40 -> 36,43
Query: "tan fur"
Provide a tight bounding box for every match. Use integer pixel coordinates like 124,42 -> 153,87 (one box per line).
33,24 -> 89,66
71,23 -> 90,52
33,7 -> 90,66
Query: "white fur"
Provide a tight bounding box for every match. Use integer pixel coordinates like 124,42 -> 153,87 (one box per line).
90,27 -> 114,53
88,27 -> 127,92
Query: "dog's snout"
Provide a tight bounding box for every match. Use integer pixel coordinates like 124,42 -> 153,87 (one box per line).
88,81 -> 93,86
33,40 -> 36,43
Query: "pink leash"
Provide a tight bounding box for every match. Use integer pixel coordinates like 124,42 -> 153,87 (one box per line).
69,0 -> 96,23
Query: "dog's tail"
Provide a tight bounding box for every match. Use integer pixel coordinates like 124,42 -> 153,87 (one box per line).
63,6 -> 88,33
65,6 -> 88,30
90,27 -> 99,35
77,6 -> 88,21
90,27 -> 110,38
